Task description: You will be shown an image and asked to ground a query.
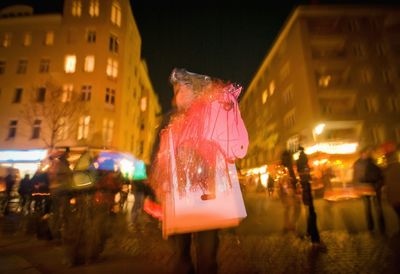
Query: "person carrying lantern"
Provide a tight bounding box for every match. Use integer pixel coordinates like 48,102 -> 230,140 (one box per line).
149,68 -> 248,274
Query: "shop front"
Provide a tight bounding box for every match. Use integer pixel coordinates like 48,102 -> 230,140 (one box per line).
0,149 -> 48,177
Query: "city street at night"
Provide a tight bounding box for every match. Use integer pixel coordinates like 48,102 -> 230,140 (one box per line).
1,0 -> 400,274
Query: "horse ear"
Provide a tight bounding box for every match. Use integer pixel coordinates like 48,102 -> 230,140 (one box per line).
232,85 -> 242,100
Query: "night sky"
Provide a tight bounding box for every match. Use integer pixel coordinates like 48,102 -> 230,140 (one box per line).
0,0 -> 397,112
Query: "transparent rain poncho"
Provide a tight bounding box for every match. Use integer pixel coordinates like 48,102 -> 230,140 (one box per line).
149,69 -> 249,236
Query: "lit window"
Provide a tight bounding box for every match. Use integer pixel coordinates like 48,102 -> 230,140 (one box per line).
13,88 -> 23,103
0,60 -> 5,74
269,81 -> 275,96
109,34 -> 119,53
102,118 -> 114,144
7,120 -> 18,139
23,33 -> 31,46
16,59 -> 28,74
111,1 -> 122,26
32,119 -> 42,139
77,115 -> 90,140
37,87 -> 46,102
2,33 -> 11,48
81,85 -> 92,101
84,55 -> 95,72
64,55 -> 76,73
44,31 -> 54,45
140,96 -> 147,111
262,89 -> 268,104
89,0 -> 100,17
106,58 -> 118,78
62,84 -> 74,102
105,88 -> 115,106
318,75 -> 332,88
87,30 -> 96,43
39,59 -> 50,73
72,0 -> 82,17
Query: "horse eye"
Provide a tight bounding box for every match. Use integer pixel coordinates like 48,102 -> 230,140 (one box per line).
223,101 -> 233,111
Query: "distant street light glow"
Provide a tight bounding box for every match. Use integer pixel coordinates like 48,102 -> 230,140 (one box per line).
313,123 -> 325,135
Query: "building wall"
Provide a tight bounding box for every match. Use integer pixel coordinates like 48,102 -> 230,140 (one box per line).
136,60 -> 162,164
0,0 -> 160,162
240,6 -> 400,169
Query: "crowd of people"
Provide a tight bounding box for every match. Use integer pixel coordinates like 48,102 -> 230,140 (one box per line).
251,143 -> 400,244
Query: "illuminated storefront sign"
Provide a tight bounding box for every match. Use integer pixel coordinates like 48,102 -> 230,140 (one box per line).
305,142 -> 358,155
0,149 -> 48,163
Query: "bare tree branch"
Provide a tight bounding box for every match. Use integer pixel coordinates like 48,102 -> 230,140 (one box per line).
20,80 -> 86,150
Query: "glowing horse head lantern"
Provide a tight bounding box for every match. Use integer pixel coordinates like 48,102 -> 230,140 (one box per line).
172,68 -> 249,163
204,83 -> 249,161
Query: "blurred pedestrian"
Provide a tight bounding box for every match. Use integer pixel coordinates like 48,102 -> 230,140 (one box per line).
130,178 -> 147,229
296,146 -> 324,249
281,150 -> 301,231
3,168 -> 16,215
353,147 -> 385,233
18,174 -> 33,215
50,149 -> 73,241
383,148 -> 400,227
30,171 -> 52,240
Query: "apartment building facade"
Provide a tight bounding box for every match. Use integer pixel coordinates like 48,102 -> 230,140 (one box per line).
240,6 -> 400,170
0,0 -> 161,174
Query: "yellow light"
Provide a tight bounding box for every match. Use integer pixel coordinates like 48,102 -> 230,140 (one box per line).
313,123 -> 326,135
243,165 -> 268,176
119,158 -> 134,177
260,173 -> 269,188
64,55 -> 76,73
305,142 -> 358,155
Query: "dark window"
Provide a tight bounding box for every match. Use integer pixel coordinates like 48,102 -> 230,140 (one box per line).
13,88 -> 23,103
37,87 -> 46,102
39,59 -> 50,73
7,120 -> 17,139
32,119 -> 41,139
87,30 -> 96,43
140,140 -> 144,155
16,59 -> 27,74
109,34 -> 119,53
105,88 -> 115,105
0,60 -> 6,74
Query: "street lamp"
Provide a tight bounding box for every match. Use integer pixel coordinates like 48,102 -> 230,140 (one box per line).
313,123 -> 325,136
312,123 -> 325,154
